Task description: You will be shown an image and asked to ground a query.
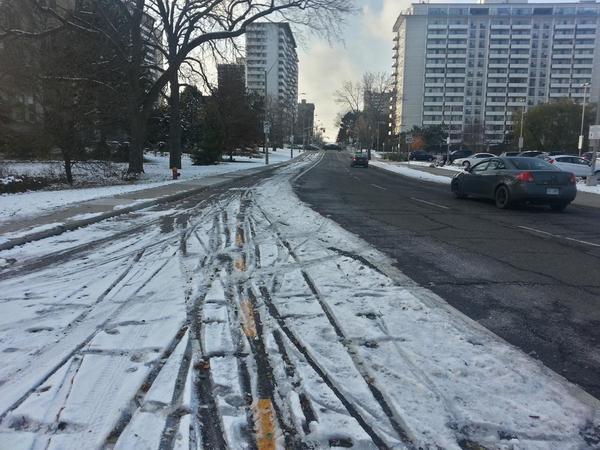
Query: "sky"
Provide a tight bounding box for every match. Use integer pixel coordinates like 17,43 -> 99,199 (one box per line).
296,0 -> 580,141
296,0 -> 409,141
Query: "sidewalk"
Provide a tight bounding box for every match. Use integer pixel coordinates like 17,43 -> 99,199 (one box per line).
373,159 -> 600,209
0,156 -> 299,252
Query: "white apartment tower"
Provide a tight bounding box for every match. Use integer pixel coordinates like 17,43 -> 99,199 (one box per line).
391,0 -> 600,145
245,22 -> 299,141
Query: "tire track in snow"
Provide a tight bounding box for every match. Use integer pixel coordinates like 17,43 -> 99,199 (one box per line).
0,245 -> 176,422
251,194 -> 416,449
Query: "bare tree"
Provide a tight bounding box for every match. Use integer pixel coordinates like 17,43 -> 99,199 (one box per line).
117,0 -> 354,174
335,72 -> 392,150
3,0 -> 355,174
334,80 -> 362,114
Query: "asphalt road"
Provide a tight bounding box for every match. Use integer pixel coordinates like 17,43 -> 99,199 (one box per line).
295,150 -> 600,400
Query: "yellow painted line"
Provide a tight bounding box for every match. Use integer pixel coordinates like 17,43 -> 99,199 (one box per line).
236,233 -> 244,248
236,225 -> 245,248
240,298 -> 257,338
235,258 -> 247,272
253,398 -> 277,450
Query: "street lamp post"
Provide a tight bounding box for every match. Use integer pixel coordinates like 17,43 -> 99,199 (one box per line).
518,98 -> 526,152
579,82 -> 590,156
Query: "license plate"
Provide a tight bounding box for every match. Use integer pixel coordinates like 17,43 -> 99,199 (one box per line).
546,188 -> 559,195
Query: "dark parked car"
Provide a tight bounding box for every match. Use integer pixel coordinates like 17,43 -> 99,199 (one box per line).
450,157 -> 577,211
350,153 -> 369,168
409,150 -> 435,162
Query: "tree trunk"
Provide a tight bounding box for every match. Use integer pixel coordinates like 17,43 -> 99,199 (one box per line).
128,112 -> 147,174
168,71 -> 182,170
64,155 -> 74,185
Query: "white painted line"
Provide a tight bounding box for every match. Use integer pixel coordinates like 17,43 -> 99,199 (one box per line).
518,226 -> 600,248
411,197 -> 450,210
371,184 -> 387,191
565,237 -> 600,248
517,226 -> 555,237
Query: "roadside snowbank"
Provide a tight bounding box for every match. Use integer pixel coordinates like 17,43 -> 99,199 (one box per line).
0,151 -> 298,223
370,160 -> 452,184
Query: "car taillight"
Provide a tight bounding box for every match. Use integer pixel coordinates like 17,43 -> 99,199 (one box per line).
569,173 -> 576,185
549,159 -> 555,164
516,171 -> 535,183
352,157 -> 356,161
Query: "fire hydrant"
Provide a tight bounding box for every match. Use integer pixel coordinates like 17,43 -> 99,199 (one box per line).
171,167 -> 180,180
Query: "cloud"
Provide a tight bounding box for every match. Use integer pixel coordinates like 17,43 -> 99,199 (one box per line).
362,0 -> 410,43
295,0 -> 410,141
297,39 -> 362,140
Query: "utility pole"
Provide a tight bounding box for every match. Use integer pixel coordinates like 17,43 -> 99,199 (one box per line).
518,99 -> 525,152
264,69 -> 269,165
579,82 -> 590,157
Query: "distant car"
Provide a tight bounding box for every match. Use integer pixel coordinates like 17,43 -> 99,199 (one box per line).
500,151 -> 520,157
409,150 -> 435,162
437,149 -> 473,165
450,157 -> 577,211
582,151 -> 599,162
323,143 -> 342,151
518,151 -> 545,158
350,153 -> 369,168
454,153 -> 496,169
547,155 -> 600,178
303,144 -> 321,151
449,149 -> 473,164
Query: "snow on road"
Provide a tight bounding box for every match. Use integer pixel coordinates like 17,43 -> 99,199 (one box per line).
0,153 -> 598,449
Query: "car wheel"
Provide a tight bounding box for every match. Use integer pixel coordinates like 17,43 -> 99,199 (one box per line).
462,161 -> 471,169
550,203 -> 568,212
494,185 -> 511,209
451,179 -> 467,199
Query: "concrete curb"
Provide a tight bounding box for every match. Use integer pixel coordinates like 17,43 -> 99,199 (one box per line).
0,156 -> 300,253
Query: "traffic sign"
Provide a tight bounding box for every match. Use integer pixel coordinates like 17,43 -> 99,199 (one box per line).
589,125 -> 600,140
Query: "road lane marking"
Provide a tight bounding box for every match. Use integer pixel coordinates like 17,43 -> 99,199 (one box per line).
236,225 -> 245,248
253,399 -> 277,450
564,237 -> 600,248
370,184 -> 387,190
240,298 -> 257,338
518,226 -> 600,248
410,197 -> 450,210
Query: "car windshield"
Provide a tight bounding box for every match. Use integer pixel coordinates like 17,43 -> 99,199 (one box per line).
509,158 -> 558,171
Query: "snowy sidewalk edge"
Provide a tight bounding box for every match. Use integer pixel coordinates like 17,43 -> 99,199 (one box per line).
0,157 -> 296,253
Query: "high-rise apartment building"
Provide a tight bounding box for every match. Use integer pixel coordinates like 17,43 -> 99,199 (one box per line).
295,99 -> 315,145
391,0 -> 600,145
245,22 -> 298,142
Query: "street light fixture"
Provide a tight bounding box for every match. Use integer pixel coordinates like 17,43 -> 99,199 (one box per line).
579,82 -> 591,156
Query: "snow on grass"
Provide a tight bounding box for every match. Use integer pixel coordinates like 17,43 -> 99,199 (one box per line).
370,159 -> 452,184
0,150 -> 299,224
577,180 -> 600,194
